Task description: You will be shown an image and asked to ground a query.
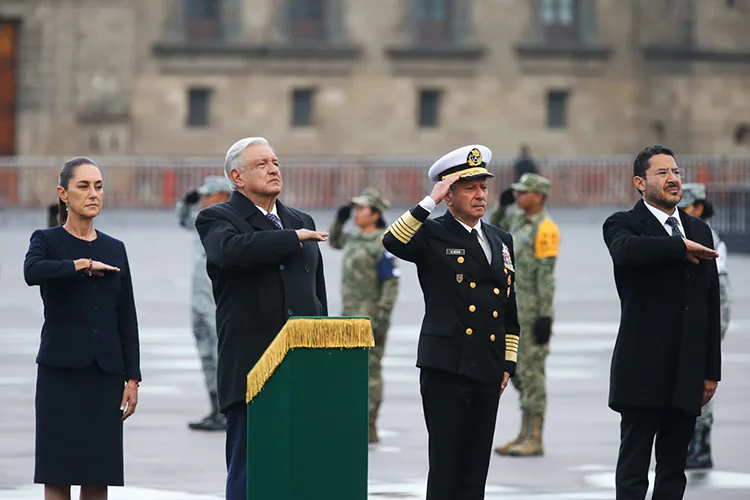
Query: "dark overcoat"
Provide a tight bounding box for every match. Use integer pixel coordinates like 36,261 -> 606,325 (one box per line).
195,191 -> 328,412
602,199 -> 721,416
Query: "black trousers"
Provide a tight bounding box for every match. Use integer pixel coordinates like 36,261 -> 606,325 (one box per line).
224,402 -> 247,500
615,406 -> 697,500
420,367 -> 502,500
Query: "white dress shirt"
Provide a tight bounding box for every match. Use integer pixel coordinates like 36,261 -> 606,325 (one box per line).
418,196 -> 492,263
644,200 -> 685,237
255,203 -> 283,229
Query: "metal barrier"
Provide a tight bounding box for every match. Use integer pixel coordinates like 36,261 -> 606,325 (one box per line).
708,185 -> 750,254
1,155 -> 750,210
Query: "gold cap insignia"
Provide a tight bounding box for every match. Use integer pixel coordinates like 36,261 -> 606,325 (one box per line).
467,148 -> 483,167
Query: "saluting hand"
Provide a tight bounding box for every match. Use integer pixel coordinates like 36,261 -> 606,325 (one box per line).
295,229 -> 329,242
682,238 -> 719,265
430,172 -> 462,205
74,259 -> 120,277
499,372 -> 510,398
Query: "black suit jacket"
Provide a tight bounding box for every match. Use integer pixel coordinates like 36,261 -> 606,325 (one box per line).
602,200 -> 721,416
23,227 -> 141,381
383,204 -> 520,383
195,191 -> 328,412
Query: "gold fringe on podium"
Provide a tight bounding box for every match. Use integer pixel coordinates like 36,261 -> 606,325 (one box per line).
246,317 -> 374,403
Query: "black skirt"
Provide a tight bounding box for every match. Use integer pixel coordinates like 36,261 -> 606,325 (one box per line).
35,362 -> 125,486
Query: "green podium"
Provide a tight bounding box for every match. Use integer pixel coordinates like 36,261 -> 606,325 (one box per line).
245,316 -> 374,500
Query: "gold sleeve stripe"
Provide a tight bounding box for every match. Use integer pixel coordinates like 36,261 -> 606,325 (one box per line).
505,351 -> 518,363
386,211 -> 424,245
387,224 -> 410,244
393,219 -> 416,237
389,222 -> 412,240
400,212 -> 424,232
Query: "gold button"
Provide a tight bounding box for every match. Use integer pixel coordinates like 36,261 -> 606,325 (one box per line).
490,334 -> 496,342
493,311 -> 498,318
469,305 -> 476,313
466,328 -> 473,336
504,268 -> 508,275
457,256 -> 465,264
493,288 -> 500,295
507,288 -> 511,298
470,282 -> 476,288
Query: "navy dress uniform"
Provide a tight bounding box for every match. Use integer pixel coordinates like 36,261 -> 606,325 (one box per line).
383,145 -> 520,500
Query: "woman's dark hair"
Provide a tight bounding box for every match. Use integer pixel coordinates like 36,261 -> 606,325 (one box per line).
58,157 -> 97,225
373,208 -> 386,229
699,200 -> 714,220
633,144 -> 675,194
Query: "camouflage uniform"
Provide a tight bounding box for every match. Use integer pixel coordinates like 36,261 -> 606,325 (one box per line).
328,187 -> 400,443
177,175 -> 231,431
491,174 -> 560,457
679,184 -> 732,469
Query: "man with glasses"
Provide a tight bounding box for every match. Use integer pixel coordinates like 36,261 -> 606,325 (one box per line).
602,145 -> 722,500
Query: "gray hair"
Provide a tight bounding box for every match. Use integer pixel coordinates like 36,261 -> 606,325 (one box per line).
224,136 -> 274,190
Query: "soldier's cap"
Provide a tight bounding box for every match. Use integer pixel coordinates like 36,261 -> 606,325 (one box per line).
428,144 -> 494,182
678,183 -> 707,208
197,175 -> 232,195
511,173 -> 551,196
351,187 -> 390,213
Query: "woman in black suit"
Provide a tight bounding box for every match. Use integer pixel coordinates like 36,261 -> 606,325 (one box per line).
23,157 -> 141,500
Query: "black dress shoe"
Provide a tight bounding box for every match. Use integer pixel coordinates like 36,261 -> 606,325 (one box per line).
685,426 -> 713,469
188,412 -> 226,431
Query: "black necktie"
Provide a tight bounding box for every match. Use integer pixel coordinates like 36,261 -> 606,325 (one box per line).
266,213 -> 283,230
665,216 -> 683,237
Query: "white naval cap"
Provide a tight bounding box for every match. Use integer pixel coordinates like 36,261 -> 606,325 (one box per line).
427,144 -> 494,182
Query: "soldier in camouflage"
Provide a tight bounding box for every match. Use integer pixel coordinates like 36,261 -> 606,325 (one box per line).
678,183 -> 731,469
490,173 -> 560,457
177,175 -> 232,431
329,187 -> 400,444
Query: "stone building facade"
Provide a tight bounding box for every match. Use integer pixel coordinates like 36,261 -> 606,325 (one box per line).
2,0 -> 750,157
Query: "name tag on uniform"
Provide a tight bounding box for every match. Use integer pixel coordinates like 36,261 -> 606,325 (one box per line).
446,248 -> 465,256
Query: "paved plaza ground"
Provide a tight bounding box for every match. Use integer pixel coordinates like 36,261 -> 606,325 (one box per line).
0,205 -> 748,499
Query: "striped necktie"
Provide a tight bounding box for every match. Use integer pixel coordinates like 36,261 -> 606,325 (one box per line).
665,216 -> 683,237
266,213 -> 283,230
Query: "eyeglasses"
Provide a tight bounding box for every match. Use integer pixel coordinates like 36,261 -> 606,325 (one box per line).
648,167 -> 686,179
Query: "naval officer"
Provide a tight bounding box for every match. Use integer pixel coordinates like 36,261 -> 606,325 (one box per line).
382,145 -> 520,500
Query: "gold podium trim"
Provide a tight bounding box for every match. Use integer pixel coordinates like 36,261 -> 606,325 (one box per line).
246,317 -> 374,403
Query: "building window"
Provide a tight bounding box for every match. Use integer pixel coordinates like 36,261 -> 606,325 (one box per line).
735,123 -> 750,145
546,90 -> 568,129
540,0 -> 579,44
652,120 -> 666,143
292,89 -> 315,126
185,0 -> 223,40
419,89 -> 441,128
414,0 -> 453,44
288,0 -> 326,42
188,88 -> 212,127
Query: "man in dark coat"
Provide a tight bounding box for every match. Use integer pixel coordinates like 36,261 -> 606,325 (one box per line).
383,144 -> 520,500
602,144 -> 722,500
195,137 -> 329,500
